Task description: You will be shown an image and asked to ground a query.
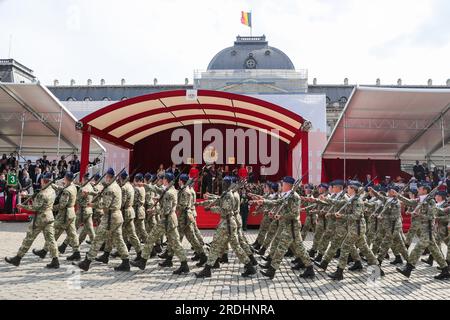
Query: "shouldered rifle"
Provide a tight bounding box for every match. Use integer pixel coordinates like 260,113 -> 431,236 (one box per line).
91,168 -> 126,203
271,172 -> 308,220
54,172 -> 80,207
147,167 -> 187,212
335,176 -> 377,215
19,174 -> 60,206
93,172 -> 108,186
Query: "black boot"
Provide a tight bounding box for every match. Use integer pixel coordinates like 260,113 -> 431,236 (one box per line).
300,265 -> 315,279
58,243 -> 67,254
347,255 -> 354,264
314,260 -> 329,271
434,266 -> 450,280
195,253 -> 208,267
261,255 -> 271,261
154,243 -> 162,253
260,266 -> 276,279
334,249 -> 341,259
32,249 -> 47,259
259,257 -> 272,269
195,264 -> 212,278
159,256 -> 173,267
437,261 -> 450,271
291,257 -> 301,264
285,248 -> 294,257
158,250 -> 169,259
130,257 -> 147,270
150,247 -> 157,258
314,253 -> 323,263
249,254 -> 258,266
126,243 -> 132,252
348,260 -> 363,272
5,256 -> 21,266
397,263 -> 415,278
219,253 -> 229,264
241,262 -> 257,277
46,257 -> 60,269
377,259 -> 385,277
173,261 -> 189,275
95,252 -> 110,264
423,248 -> 430,255
252,241 -> 261,251
421,255 -> 434,266
99,242 -> 105,252
191,252 -> 200,261
67,251 -> 81,261
76,258 -> 92,271
133,251 -> 142,262
328,267 -> 344,281
257,246 -> 266,256
292,260 -> 306,270
212,258 -> 220,269
308,249 -> 317,258
390,255 -> 403,265
110,251 -> 120,258
114,259 -> 130,271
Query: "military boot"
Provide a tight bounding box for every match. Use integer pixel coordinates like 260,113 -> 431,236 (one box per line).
347,255 -> 354,264
390,255 -> 403,265
252,241 -> 261,251
133,251 -> 142,262
308,249 -> 317,258
261,255 -> 271,261
328,267 -> 344,281
434,266 -> 450,280
315,259 -> 329,271
158,250 -> 169,259
248,254 -> 258,266
314,253 -> 323,263
114,259 -> 130,271
212,258 -> 221,269
66,251 -> 81,261
5,256 -> 21,266
300,265 -> 315,279
219,253 -> 229,264
32,249 -> 47,259
58,243 -> 68,254
195,264 -> 212,278
195,253 -> 208,267
260,266 -> 276,279
126,243 -> 132,252
46,257 -> 60,269
110,251 -> 120,258
154,243 -> 162,253
173,261 -> 189,275
291,257 -> 301,264
377,260 -> 385,277
334,249 -> 341,259
95,252 -> 110,264
150,247 -> 157,258
159,255 -> 173,267
76,257 -> 92,271
257,246 -> 267,256
437,261 -> 450,271
292,260 -> 305,270
259,257 -> 272,269
285,248 -> 294,257
99,242 -> 105,252
130,257 -> 147,270
348,260 -> 363,272
241,263 -> 257,277
191,252 -> 200,261
421,255 -> 434,266
397,263 -> 415,278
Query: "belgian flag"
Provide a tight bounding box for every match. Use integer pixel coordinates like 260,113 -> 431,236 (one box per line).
241,11 -> 252,27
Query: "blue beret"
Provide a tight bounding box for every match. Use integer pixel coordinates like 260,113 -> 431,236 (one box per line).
42,172 -> 53,180
164,172 -> 174,182
144,172 -> 152,180
304,184 -> 314,190
283,176 -> 295,185
223,176 -> 233,183
418,183 -> 431,191
271,182 -> 279,192
409,188 -> 418,195
436,191 -> 447,198
65,172 -> 75,181
120,171 -> 128,179
106,168 -> 115,176
348,181 -> 362,189
330,180 -> 345,187
319,183 -> 329,189
93,173 -> 101,180
387,185 -> 399,192
179,174 -> 189,182
134,173 -> 143,181
157,173 -> 164,180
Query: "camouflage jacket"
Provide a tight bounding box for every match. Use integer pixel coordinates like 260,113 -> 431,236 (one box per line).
262,190 -> 301,224
133,185 -> 146,219
53,182 -> 77,219
77,182 -> 94,213
397,194 -> 436,225
121,181 -> 135,220
22,186 -> 56,224
161,185 -> 178,229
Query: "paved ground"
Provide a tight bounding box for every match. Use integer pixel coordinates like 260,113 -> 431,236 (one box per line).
0,221 -> 448,300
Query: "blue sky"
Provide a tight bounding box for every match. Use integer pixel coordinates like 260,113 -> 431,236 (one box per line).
1,0 -> 449,86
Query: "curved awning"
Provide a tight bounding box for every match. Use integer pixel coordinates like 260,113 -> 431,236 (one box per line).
79,90 -> 306,149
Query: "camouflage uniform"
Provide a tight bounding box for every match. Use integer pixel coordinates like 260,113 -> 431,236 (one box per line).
309,193 -> 329,252
316,192 -> 340,255
301,199 -> 317,239
133,184 -> 148,243
17,187 -> 58,258
364,197 -> 383,247
91,183 -> 104,228
87,181 -> 129,260
254,194 -> 271,244
44,183 -> 79,253
397,194 -> 448,268
189,185 -> 205,246
141,185 -> 186,261
144,183 -> 157,234
405,205 -> 421,247
434,201 -> 449,262
230,190 -> 253,256
260,193 -> 281,250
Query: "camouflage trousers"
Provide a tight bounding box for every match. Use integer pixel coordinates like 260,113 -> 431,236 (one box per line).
206,218 -> 250,266
167,213 -> 204,255
376,221 -> 409,262
311,216 -> 326,251
142,219 -> 186,261
405,219 -> 421,247
270,220 -> 312,270
87,216 -> 129,260
408,227 -> 448,268
145,213 -> 162,245
337,222 -> 377,269
371,226 -> 386,255
323,223 -> 361,264
366,216 -> 379,247
105,218 -> 141,254
63,208 -> 95,246
301,214 -> 316,239
92,210 -> 102,228
317,219 -> 336,255
221,214 -> 253,256
134,218 -> 148,243
262,219 -> 280,249
255,214 -> 272,244
435,223 -> 449,262
17,220 -> 58,258
44,214 -> 79,252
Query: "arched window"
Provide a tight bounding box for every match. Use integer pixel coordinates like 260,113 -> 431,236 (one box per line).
339,97 -> 348,104
84,97 -> 92,101
67,97 -> 76,101
102,97 -> 110,101
121,97 -> 128,101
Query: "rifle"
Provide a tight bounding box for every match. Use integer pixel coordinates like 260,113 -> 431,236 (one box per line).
93,172 -> 107,187
270,172 -> 308,220
54,172 -> 80,207
335,176 -> 377,215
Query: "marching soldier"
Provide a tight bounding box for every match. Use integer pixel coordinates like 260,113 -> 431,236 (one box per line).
301,184 -> 316,240
91,173 -> 104,229
133,173 -> 149,244
308,183 -> 328,258
251,182 -> 272,251
5,172 -> 60,268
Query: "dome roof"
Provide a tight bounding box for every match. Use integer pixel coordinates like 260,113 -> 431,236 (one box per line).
207,35 -> 295,71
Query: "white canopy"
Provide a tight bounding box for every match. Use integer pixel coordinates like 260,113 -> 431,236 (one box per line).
323,86 -> 450,165
0,82 -> 105,158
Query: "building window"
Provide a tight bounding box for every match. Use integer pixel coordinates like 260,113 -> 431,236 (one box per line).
102,97 -> 110,101
121,97 -> 128,101
84,97 -> 92,101
67,97 -> 75,101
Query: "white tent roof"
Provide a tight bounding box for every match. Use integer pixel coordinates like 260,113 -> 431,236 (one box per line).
323,86 -> 450,163
0,82 -> 105,157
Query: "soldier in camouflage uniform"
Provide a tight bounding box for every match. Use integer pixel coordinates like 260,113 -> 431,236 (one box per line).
327,181 -> 378,280
364,186 -> 385,248
35,172 -> 80,261
76,168 -> 131,272
133,174 -> 149,244
309,183 -> 329,258
254,176 -> 315,280
143,173 -> 162,253
394,184 -> 450,280
91,173 -> 104,228
130,173 -> 189,275
251,182 -> 272,251
404,189 -> 421,248
5,172 -> 60,268
195,176 -> 256,278
301,184 -> 316,240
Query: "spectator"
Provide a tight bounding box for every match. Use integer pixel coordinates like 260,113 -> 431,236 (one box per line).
20,170 -> 33,195
238,164 -> 248,180
157,164 -> 165,176
413,160 -> 425,181
33,167 -> 42,192
69,155 -> 80,173
0,173 -> 6,212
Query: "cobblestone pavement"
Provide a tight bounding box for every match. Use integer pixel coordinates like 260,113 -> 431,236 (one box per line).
0,221 -> 448,300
